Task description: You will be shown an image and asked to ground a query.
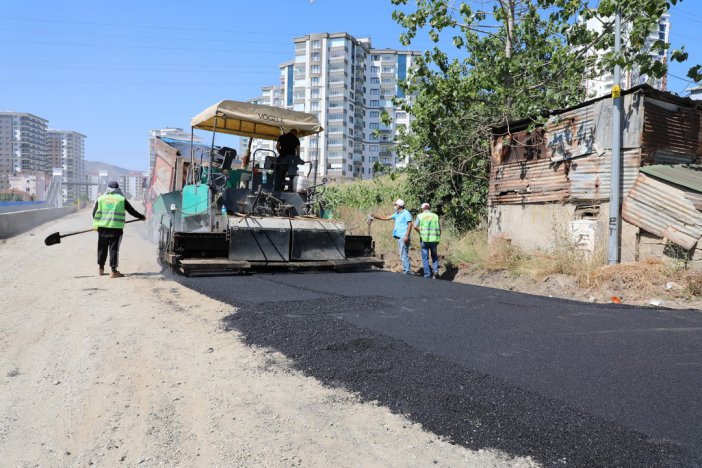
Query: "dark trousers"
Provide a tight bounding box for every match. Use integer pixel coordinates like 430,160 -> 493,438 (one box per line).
273,166 -> 288,191
97,228 -> 123,271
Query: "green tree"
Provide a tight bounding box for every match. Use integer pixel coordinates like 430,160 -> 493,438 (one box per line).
391,0 -> 698,231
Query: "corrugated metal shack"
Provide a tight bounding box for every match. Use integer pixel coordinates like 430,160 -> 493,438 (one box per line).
488,85 -> 702,268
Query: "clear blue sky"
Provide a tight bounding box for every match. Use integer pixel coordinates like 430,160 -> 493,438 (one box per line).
1,0 -> 700,172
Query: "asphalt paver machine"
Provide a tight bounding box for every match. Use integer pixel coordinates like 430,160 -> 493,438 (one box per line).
154,100 -> 383,276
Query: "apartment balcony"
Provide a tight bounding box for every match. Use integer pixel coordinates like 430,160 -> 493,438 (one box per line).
329,56 -> 349,65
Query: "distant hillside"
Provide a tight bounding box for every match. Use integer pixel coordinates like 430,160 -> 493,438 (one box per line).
85,160 -> 145,179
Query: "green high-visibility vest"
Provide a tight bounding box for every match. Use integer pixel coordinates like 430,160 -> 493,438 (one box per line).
416,211 -> 440,243
93,193 -> 126,229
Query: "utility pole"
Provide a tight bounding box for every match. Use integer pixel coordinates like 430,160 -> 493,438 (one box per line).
608,9 -> 623,265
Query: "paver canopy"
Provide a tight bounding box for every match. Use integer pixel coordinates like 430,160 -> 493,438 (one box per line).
191,100 -> 323,140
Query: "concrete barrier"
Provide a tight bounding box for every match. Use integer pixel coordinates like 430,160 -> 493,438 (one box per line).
0,207 -> 77,239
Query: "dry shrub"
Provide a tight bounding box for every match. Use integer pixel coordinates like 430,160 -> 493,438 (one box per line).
442,228 -> 489,267
579,259 -> 677,297
482,237 -> 526,272
684,271 -> 702,297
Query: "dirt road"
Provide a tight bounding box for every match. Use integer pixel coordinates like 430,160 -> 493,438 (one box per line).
0,210 -> 533,467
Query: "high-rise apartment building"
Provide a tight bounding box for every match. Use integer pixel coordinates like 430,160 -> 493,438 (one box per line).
584,12 -> 671,97
0,112 -> 49,191
120,172 -> 147,201
240,85 -> 285,160
48,130 -> 87,203
252,32 -> 419,181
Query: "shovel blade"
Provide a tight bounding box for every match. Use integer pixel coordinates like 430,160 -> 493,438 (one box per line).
44,232 -> 62,246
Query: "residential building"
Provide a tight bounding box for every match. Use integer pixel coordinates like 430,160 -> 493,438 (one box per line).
253,32 -> 419,181
0,112 -> 49,191
119,171 -> 147,201
240,85 -> 285,161
8,173 -> 47,200
584,13 -> 671,97
48,130 -> 87,203
689,85 -> 702,101
87,170 -> 108,201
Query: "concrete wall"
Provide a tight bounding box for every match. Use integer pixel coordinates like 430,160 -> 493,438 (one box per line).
488,202 -> 639,260
0,206 -> 76,239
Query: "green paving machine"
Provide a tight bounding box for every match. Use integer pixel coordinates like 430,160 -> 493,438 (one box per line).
150,100 -> 383,276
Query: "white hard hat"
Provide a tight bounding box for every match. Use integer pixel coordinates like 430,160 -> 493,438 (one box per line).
421,202 -> 430,210
394,199 -> 405,207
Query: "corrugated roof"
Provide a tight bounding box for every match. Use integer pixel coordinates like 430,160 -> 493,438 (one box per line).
622,173 -> 702,250
639,164 -> 702,193
491,84 -> 702,135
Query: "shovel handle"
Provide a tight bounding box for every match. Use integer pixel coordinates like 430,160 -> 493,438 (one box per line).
62,218 -> 143,239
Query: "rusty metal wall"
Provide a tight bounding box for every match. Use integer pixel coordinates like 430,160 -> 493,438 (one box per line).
489,158 -> 569,205
569,149 -> 641,201
622,173 -> 702,250
641,97 -> 701,165
490,92 -> 646,205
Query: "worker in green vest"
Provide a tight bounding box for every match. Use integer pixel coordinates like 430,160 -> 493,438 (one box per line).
93,180 -> 145,278
413,202 -> 441,279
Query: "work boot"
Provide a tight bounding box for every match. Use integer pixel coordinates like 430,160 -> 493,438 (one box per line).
110,270 -> 124,278
98,267 -> 105,276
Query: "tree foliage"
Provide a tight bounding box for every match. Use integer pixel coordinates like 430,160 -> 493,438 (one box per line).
391,0 -> 698,231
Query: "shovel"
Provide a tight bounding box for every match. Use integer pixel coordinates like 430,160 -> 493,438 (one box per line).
44,219 -> 143,246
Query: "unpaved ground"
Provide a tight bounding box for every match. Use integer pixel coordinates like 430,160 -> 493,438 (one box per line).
0,209 -> 535,467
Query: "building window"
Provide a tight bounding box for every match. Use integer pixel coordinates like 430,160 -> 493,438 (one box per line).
370,123 -> 379,129
382,66 -> 394,73
311,77 -> 320,86
370,145 -> 379,153
370,89 -> 380,95
311,65 -> 321,73
370,100 -> 379,107
311,52 -> 321,61
330,38 -> 345,47
311,88 -> 320,98
370,66 -> 379,73
396,112 -> 407,119
295,42 -> 306,51
311,40 -> 321,49
372,54 -> 380,61
370,111 -> 379,118
370,77 -> 380,84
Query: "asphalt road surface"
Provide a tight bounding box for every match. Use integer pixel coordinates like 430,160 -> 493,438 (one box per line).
179,270 -> 702,467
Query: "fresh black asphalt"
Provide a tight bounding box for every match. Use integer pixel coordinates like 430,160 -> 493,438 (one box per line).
178,270 -> 702,466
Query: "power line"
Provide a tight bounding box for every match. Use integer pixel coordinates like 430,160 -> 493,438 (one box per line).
0,38 -> 290,54
0,63 -> 280,74
0,58 -> 273,70
0,15 -> 299,36
668,72 -> 699,86
0,27 -> 291,46
0,79 -> 267,86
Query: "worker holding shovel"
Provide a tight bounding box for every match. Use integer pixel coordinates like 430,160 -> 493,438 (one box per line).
93,181 -> 145,278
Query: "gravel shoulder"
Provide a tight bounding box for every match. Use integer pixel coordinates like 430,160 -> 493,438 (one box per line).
0,210 -> 534,467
